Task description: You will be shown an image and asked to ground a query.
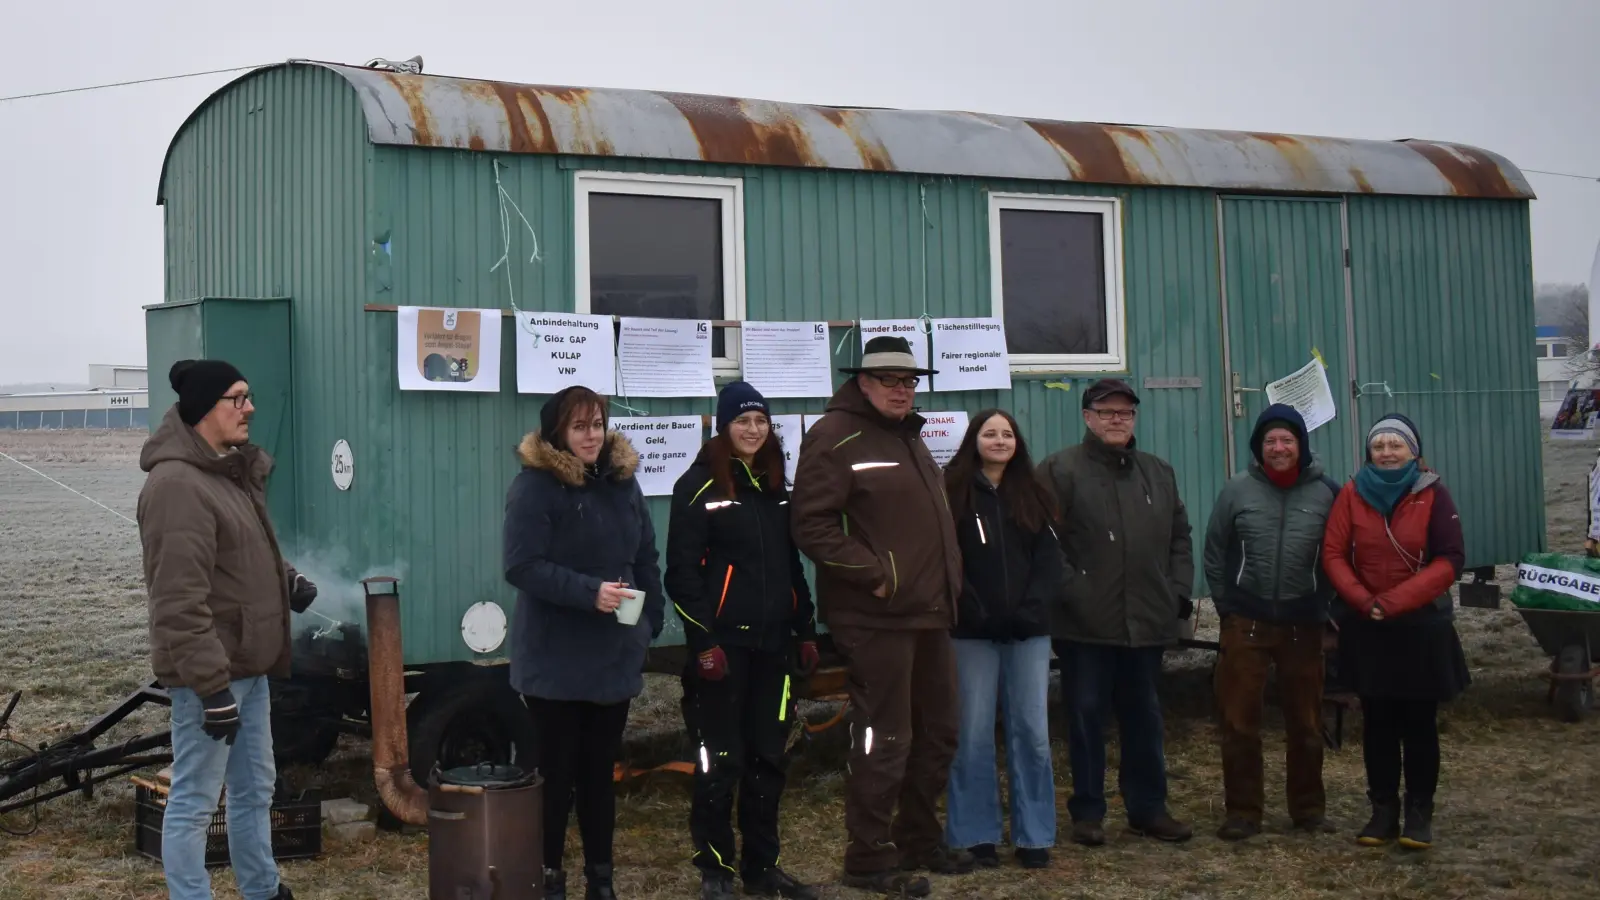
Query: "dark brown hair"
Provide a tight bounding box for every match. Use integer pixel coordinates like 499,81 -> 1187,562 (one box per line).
549,386 -> 607,453
707,430 -> 787,499
944,408 -> 1057,533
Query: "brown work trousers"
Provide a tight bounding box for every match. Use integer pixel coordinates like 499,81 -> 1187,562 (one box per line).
829,625 -> 959,875
1214,615 -> 1326,825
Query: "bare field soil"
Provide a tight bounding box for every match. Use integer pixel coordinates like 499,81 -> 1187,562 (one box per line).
1,428 -> 1597,899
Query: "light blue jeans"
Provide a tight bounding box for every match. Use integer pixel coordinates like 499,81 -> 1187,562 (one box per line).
164,675 -> 281,900
945,636 -> 1056,850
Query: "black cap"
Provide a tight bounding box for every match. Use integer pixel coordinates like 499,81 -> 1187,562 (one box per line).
169,359 -> 246,427
1081,378 -> 1139,410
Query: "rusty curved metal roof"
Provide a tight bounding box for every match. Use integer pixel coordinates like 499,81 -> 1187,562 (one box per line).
163,60 -> 1536,200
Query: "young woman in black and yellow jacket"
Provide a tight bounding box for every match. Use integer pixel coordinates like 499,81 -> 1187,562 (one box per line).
665,381 -> 820,900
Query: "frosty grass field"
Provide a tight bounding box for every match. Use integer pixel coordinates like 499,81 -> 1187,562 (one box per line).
1,428 -> 1597,899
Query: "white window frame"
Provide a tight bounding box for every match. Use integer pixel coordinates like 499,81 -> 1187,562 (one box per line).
574,170 -> 747,372
987,191 -> 1127,374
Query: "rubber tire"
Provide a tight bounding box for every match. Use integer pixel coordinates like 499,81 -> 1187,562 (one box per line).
271,716 -> 341,767
406,679 -> 537,786
1555,644 -> 1592,724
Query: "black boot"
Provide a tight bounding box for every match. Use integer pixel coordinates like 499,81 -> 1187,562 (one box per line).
1356,793 -> 1400,847
1399,795 -> 1434,849
699,869 -> 735,900
585,862 -> 618,900
544,867 -> 567,900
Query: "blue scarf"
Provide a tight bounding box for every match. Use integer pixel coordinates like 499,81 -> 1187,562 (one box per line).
1354,460 -> 1420,517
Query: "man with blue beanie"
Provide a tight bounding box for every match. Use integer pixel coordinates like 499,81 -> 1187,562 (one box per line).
1202,404 -> 1341,841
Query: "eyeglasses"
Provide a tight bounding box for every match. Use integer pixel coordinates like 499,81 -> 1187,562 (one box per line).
1089,408 -> 1136,422
867,373 -> 921,390
220,391 -> 253,410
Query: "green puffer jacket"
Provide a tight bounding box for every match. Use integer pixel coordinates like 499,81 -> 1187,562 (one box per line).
1202,458 -> 1340,625
1036,431 -> 1195,648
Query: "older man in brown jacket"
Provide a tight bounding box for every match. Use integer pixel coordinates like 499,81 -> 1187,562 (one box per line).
791,335 -> 968,898
137,359 -> 316,900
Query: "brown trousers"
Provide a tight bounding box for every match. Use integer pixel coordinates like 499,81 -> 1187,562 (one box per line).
1214,615 -> 1326,824
829,625 -> 959,874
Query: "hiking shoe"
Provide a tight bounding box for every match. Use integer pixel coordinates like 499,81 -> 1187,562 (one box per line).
700,870 -> 736,900
967,843 -> 1000,868
742,867 -> 818,899
899,844 -> 975,875
1398,795 -> 1434,850
1293,814 -> 1338,834
1356,794 -> 1400,847
1217,817 -> 1260,842
1014,847 -> 1050,869
1071,819 -> 1106,847
840,870 -> 931,897
1129,813 -> 1193,843
583,862 -> 617,900
543,868 -> 567,900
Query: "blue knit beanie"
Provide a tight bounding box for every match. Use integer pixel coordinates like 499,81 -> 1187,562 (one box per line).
716,381 -> 769,433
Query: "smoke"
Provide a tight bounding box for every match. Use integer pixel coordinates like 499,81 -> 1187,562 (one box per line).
284,543 -> 409,641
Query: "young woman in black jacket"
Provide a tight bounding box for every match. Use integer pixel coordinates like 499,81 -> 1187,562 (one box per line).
942,408 -> 1065,869
503,385 -> 666,900
665,382 -> 820,900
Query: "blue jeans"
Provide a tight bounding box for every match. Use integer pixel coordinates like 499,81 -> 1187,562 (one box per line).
1056,641 -> 1169,825
164,675 -> 281,900
945,636 -> 1056,850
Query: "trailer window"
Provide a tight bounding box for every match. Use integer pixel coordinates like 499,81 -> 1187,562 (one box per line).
987,193 -> 1125,373
575,172 -> 746,367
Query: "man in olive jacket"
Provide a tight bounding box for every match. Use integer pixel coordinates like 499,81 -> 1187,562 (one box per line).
138,360 -> 316,900
1203,404 -> 1340,841
791,336 -> 969,897
1037,378 -> 1194,847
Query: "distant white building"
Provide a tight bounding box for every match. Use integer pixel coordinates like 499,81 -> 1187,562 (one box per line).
0,365 -> 149,430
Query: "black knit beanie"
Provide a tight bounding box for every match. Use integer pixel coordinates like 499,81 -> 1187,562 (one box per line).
715,381 -> 769,434
169,359 -> 246,427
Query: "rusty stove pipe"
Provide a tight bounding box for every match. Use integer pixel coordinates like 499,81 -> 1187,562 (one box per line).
362,576 -> 429,826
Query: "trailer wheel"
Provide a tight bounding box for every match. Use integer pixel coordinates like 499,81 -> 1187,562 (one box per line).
271,717 -> 341,767
1554,644 -> 1592,724
406,680 -> 535,785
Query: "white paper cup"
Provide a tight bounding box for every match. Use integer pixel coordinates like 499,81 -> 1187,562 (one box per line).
615,588 -> 647,626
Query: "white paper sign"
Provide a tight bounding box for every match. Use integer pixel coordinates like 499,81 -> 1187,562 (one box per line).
858,320 -> 930,393
741,322 -> 833,398
397,307 -> 503,392
918,411 -> 970,467
931,318 -> 1011,392
803,414 -> 822,432
612,416 -> 704,496
1264,359 -> 1337,432
514,312 -> 615,395
769,415 -> 805,486
618,318 -> 715,397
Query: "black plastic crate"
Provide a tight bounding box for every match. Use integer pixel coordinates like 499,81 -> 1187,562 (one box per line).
133,783 -> 322,868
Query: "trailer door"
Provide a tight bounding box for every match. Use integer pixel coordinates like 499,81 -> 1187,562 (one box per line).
144,296 -> 298,538
1218,196 -> 1359,483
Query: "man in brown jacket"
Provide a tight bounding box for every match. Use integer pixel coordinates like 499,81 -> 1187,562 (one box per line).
137,359 -> 317,900
791,335 -> 969,897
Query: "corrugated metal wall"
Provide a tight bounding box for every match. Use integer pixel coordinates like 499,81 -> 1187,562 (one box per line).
156,66 -> 382,644
366,147 -> 1231,664
1346,196 -> 1545,565
158,70 -> 1540,667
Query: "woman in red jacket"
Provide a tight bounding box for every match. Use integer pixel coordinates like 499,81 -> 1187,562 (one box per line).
1321,413 -> 1469,851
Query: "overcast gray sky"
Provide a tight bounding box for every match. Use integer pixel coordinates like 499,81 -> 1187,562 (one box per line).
2,0 -> 1595,385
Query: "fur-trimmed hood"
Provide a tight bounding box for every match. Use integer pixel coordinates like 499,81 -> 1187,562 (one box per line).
516,429 -> 640,486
